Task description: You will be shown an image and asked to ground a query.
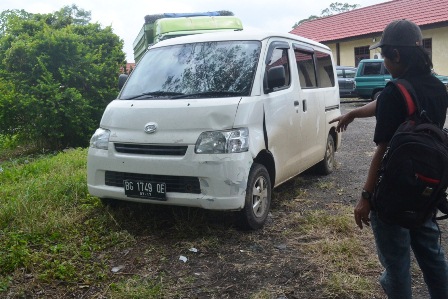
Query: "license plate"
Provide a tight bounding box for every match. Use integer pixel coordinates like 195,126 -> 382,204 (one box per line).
123,180 -> 166,200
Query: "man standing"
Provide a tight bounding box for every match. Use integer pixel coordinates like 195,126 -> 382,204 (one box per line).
347,19 -> 448,298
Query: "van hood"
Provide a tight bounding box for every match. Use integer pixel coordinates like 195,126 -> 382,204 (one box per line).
100,98 -> 242,144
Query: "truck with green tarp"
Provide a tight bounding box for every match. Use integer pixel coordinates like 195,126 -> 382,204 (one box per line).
132,11 -> 243,63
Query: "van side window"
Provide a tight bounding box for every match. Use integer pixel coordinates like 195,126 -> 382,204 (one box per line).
266,48 -> 291,88
295,50 -> 317,88
316,51 -> 335,87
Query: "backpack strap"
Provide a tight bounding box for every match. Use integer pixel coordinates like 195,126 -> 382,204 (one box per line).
388,79 -> 420,117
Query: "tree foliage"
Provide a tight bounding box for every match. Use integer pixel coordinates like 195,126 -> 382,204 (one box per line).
292,2 -> 360,28
0,5 -> 125,149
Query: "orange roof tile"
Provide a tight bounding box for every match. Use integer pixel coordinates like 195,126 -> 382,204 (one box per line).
290,0 -> 448,43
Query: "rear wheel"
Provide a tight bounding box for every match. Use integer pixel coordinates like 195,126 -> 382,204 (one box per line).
239,163 -> 271,230
316,134 -> 335,175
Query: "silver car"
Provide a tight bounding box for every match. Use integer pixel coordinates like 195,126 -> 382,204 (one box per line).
336,66 -> 357,98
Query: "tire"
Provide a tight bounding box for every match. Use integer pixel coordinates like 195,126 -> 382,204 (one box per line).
239,163 -> 271,230
373,90 -> 382,101
316,134 -> 335,175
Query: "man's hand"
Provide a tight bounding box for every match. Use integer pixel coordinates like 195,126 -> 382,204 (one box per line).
329,112 -> 354,132
354,197 -> 371,229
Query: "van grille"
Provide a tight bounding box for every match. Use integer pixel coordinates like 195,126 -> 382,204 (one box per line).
105,171 -> 201,194
114,143 -> 188,156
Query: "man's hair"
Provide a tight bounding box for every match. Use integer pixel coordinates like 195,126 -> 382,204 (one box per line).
381,45 -> 433,75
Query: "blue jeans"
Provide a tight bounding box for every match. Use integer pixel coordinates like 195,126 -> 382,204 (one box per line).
370,212 -> 448,299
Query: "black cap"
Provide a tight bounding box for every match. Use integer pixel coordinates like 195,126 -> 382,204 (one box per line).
370,19 -> 423,50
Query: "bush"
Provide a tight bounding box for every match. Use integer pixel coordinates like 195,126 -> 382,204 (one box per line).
0,6 -> 125,150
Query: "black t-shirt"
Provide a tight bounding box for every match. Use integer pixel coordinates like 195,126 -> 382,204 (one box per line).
374,73 -> 448,144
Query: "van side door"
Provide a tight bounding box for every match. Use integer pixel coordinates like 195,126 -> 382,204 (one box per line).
262,40 -> 304,183
292,44 -> 326,170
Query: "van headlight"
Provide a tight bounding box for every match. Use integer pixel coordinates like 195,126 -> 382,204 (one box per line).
195,128 -> 249,154
90,128 -> 110,150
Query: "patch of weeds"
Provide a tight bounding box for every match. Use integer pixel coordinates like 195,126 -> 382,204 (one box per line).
0,232 -> 31,274
0,275 -> 12,292
249,289 -> 272,299
273,176 -> 307,201
38,259 -> 77,281
325,272 -> 374,298
196,235 -> 222,250
293,204 -> 380,298
295,208 -> 354,236
108,275 -> 165,298
316,180 -> 335,190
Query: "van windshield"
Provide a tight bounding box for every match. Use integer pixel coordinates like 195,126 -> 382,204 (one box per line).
120,41 -> 261,100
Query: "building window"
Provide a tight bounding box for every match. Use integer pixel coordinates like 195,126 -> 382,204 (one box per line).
354,46 -> 370,66
423,38 -> 432,60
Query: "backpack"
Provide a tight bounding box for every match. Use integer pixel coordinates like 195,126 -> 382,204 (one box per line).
372,79 -> 448,229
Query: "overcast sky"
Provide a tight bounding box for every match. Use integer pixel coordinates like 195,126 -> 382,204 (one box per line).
2,0 -> 389,62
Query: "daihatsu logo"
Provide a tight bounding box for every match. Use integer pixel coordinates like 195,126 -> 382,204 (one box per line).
144,122 -> 158,134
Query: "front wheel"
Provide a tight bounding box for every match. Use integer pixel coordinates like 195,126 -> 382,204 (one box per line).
315,134 -> 335,175
239,163 -> 271,230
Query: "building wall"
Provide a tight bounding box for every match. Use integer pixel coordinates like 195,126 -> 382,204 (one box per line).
326,27 -> 448,75
423,27 -> 448,75
327,38 -> 375,67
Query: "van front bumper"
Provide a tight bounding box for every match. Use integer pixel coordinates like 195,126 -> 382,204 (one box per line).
87,145 -> 253,210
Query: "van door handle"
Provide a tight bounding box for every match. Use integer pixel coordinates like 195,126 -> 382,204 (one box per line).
302,99 -> 307,112
294,100 -> 300,113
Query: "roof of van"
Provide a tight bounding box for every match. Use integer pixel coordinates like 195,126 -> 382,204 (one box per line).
150,30 -> 331,51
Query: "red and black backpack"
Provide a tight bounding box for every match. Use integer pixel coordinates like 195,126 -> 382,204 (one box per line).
372,79 -> 448,228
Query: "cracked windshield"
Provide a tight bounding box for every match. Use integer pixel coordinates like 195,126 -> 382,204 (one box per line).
120,41 -> 261,99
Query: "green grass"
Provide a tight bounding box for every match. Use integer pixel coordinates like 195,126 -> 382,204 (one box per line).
0,147 -> 382,298
0,148 -> 133,291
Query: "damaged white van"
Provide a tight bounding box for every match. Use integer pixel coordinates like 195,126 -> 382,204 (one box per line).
87,31 -> 341,230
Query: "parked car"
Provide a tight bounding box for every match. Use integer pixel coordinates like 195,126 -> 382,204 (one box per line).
87,31 -> 342,230
354,59 -> 390,101
355,59 -> 448,101
336,66 -> 357,98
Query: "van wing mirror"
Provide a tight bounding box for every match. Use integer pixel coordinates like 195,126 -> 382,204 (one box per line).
265,65 -> 286,93
118,74 -> 128,90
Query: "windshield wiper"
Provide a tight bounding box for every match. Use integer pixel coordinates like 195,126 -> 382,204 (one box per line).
122,91 -> 184,100
171,91 -> 244,99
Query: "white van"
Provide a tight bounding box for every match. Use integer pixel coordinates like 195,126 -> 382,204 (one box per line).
87,31 -> 341,230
